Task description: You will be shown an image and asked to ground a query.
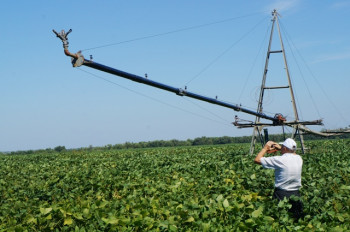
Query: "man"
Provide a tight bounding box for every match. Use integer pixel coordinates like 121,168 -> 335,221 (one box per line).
254,138 -> 304,220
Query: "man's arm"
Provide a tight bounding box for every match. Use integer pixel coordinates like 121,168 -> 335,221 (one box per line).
254,141 -> 278,165
254,147 -> 268,165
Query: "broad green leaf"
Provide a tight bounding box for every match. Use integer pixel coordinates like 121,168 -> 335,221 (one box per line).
26,216 -> 37,224
340,185 -> 350,190
264,216 -> 274,222
82,208 -> 89,216
73,213 -> 83,220
216,194 -> 223,202
223,199 -> 230,208
202,222 -> 211,232
40,207 -> 52,215
241,194 -> 252,202
60,209 -> 66,217
185,216 -> 195,223
337,215 -> 344,222
169,225 -> 177,231
278,200 -> 284,207
64,218 -> 73,225
97,200 -> 109,208
330,226 -> 344,232
245,218 -> 254,226
252,206 -> 263,218
158,221 -> 169,228
102,217 -> 119,225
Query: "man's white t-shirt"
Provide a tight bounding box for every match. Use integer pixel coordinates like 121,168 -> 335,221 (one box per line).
260,153 -> 302,191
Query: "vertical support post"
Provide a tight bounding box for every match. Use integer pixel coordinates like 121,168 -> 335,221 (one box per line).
264,128 -> 269,144
250,10 -> 277,155
250,9 -> 306,155
275,12 -> 306,153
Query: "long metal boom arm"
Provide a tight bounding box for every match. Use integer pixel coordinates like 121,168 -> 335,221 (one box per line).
82,59 -> 277,122
53,29 -> 282,123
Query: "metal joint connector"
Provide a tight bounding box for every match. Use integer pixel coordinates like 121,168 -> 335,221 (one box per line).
177,88 -> 187,96
53,29 -> 85,67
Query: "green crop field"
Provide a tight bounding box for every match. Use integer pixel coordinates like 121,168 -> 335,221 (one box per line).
0,139 -> 349,231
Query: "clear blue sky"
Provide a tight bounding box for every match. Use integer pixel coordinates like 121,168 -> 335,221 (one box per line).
1,1 -> 349,151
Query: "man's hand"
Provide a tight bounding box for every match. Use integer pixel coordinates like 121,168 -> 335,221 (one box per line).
265,141 -> 281,153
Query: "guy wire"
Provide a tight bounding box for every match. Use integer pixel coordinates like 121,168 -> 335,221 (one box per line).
77,68 -> 233,128
81,11 -> 268,52
184,15 -> 269,87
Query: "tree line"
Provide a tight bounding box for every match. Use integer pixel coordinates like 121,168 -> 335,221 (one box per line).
103,131 -> 350,150
3,128 -> 350,155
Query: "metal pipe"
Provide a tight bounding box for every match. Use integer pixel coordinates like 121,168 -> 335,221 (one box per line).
82,59 -> 278,122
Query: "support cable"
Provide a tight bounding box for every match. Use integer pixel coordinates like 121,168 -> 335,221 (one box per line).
82,11 -> 268,52
77,68 -> 233,127
182,97 -> 231,124
237,20 -> 271,103
279,22 -> 320,121
184,15 -> 270,86
280,22 -> 349,126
